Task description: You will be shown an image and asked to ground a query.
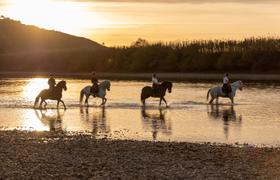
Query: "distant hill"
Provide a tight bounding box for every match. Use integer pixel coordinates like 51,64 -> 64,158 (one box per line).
0,17 -> 105,54
0,17 -> 110,73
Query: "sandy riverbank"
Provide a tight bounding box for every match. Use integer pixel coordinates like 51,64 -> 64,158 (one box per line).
1,72 -> 280,82
1,131 -> 280,179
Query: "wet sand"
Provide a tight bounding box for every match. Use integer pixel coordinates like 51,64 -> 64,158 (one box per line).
1,131 -> 280,179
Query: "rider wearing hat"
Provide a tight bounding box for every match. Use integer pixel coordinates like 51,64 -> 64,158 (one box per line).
91,71 -> 99,97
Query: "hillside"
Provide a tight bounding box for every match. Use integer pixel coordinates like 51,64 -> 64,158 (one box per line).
0,17 -> 105,53
0,17 -> 109,72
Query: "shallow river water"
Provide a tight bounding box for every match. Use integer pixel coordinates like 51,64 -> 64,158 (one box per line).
0,78 -> 280,146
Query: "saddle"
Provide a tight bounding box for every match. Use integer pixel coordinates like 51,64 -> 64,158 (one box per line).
49,86 -> 56,98
152,85 -> 159,96
222,84 -> 232,96
91,85 -> 99,95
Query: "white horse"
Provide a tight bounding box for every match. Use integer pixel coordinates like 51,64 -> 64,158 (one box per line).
80,80 -> 111,106
207,80 -> 244,104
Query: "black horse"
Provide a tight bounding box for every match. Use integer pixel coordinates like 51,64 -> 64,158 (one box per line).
141,107 -> 171,140
34,80 -> 67,109
141,81 -> 173,107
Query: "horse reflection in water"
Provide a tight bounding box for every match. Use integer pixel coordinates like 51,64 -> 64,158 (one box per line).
141,107 -> 172,140
80,106 -> 110,136
207,104 -> 242,139
34,109 -> 64,132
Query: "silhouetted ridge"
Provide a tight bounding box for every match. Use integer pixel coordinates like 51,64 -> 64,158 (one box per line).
0,17 -> 104,53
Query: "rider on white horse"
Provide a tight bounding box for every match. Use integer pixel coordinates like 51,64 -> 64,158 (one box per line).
91,71 -> 99,97
222,73 -> 232,97
80,80 -> 111,106
207,80 -> 243,105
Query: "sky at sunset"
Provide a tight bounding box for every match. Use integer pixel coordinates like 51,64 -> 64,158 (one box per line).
1,0 -> 280,46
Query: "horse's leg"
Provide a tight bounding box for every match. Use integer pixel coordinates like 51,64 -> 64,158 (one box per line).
159,98 -> 162,107
101,97 -> 107,106
103,98 -> 107,105
85,95 -> 89,107
142,99 -> 146,107
57,100 -> 60,109
60,100 -> 66,110
162,97 -> 168,108
100,98 -> 104,106
39,99 -> 44,109
216,97 -> 219,105
209,97 -> 214,104
230,97 -> 234,105
44,101 -> 48,109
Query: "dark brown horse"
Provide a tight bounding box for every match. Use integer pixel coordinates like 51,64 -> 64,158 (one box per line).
34,80 -> 67,109
141,81 -> 172,107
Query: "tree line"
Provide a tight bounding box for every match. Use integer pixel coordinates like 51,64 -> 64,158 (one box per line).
103,38 -> 280,73
1,37 -> 280,73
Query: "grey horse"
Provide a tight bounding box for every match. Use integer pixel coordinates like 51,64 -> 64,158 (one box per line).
207,81 -> 244,104
80,80 -> 111,106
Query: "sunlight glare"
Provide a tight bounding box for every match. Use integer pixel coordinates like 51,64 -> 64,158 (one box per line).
21,109 -> 49,131
2,0 -> 107,35
23,78 -> 48,100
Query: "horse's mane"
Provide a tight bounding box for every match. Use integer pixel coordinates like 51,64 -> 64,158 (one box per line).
231,80 -> 242,87
99,80 -> 111,88
56,80 -> 66,87
161,81 -> 172,85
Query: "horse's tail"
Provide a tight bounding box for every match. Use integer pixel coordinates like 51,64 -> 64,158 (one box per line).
80,90 -> 84,104
141,89 -> 145,101
207,88 -> 211,101
141,87 -> 150,105
34,94 -> 40,108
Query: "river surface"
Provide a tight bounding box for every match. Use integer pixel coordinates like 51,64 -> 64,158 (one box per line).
0,78 -> 280,146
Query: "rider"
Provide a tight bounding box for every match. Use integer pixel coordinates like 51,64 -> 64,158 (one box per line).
48,74 -> 56,91
222,73 -> 232,97
48,74 -> 56,96
152,73 -> 160,95
91,71 -> 99,97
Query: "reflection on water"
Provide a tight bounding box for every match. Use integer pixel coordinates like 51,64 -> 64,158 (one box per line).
207,105 -> 242,139
141,107 -> 172,140
34,109 -> 64,132
21,109 -> 49,131
1,78 -> 280,145
80,106 -> 110,136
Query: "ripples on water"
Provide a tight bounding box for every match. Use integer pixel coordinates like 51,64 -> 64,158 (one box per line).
0,78 -> 280,146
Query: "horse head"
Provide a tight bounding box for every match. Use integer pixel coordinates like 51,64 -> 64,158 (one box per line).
162,81 -> 173,93
106,81 -> 111,91
100,80 -> 111,91
231,80 -> 244,91
56,80 -> 67,91
238,81 -> 244,91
